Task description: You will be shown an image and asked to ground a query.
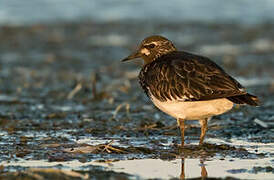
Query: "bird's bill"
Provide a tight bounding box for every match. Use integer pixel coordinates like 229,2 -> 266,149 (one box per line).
121,51 -> 142,62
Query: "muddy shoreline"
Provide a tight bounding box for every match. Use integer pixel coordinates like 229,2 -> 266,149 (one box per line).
0,21 -> 273,179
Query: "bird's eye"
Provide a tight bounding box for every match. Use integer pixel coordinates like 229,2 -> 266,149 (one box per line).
144,43 -> 156,49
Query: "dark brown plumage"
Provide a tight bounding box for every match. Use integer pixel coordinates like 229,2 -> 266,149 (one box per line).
122,35 -> 259,147
139,51 -> 259,106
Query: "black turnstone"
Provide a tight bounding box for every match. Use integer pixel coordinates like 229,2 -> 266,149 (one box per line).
122,35 -> 259,146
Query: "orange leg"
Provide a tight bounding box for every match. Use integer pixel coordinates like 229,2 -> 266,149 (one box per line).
177,118 -> 185,147
199,118 -> 208,145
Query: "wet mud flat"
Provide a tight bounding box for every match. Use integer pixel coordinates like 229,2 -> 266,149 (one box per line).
0,21 -> 273,179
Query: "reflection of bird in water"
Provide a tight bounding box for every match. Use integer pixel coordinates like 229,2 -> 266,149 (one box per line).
180,157 -> 208,180
122,35 -> 259,147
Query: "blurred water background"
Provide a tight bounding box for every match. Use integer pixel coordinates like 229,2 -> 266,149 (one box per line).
1,0 -> 274,25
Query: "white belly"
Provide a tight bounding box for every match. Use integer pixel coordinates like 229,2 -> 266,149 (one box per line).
151,96 -> 233,120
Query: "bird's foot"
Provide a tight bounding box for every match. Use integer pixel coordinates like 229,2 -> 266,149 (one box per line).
199,140 -> 206,147
174,143 -> 184,148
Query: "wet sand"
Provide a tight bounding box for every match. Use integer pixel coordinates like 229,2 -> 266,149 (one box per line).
0,21 -> 273,179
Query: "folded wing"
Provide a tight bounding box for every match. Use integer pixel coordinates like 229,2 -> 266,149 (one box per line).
139,51 -> 250,103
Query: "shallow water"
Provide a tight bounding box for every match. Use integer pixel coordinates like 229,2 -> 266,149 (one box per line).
2,152 -> 273,179
1,136 -> 273,179
88,158 -> 274,179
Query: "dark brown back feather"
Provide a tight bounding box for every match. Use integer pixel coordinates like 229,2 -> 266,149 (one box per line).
139,51 -> 251,103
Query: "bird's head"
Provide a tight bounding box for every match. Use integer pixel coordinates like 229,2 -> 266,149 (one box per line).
122,35 -> 176,64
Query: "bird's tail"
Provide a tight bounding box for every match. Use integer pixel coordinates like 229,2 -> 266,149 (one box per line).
227,93 -> 260,106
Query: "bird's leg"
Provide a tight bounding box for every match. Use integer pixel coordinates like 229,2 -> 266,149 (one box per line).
177,118 -> 185,147
199,118 -> 208,145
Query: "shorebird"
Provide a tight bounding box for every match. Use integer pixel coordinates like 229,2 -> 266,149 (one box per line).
122,35 -> 259,146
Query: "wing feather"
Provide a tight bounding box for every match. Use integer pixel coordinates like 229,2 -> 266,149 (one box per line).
139,51 -> 246,102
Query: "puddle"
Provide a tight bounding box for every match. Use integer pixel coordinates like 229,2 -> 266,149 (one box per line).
1,157 -> 273,179
92,158 -> 274,179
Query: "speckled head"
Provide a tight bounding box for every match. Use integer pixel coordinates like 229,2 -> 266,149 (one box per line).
122,35 -> 177,64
